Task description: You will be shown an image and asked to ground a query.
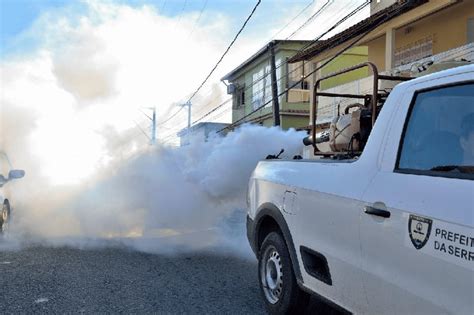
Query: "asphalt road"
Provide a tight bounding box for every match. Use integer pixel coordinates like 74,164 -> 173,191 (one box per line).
0,244 -> 338,314
0,244 -> 265,314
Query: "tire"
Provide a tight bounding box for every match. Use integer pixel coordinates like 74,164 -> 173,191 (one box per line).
258,231 -> 309,314
0,201 -> 10,234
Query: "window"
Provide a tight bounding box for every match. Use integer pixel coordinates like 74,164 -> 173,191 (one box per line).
287,61 -> 310,90
287,60 -> 311,103
396,82 -> 474,179
252,68 -> 265,110
251,59 -> 281,110
233,85 -> 245,109
232,85 -> 245,110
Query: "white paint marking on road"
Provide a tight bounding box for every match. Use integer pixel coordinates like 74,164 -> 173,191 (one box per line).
35,298 -> 49,304
0,261 -> 11,264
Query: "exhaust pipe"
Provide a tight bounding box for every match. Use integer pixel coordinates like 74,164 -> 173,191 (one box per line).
303,130 -> 330,146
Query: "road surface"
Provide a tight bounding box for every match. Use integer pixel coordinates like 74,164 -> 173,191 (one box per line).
0,244 -> 338,314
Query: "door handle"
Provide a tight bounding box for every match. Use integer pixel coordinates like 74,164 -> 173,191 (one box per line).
364,206 -> 391,218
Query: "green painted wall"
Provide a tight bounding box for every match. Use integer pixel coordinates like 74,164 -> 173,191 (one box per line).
229,43 -> 368,130
319,46 -> 369,90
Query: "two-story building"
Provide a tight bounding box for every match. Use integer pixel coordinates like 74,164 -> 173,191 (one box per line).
289,0 -> 474,127
221,40 -> 368,130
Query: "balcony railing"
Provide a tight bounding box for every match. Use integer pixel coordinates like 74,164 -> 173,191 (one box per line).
287,89 -> 310,103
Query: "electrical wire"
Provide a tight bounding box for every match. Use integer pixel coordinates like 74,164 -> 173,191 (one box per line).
175,0 -> 188,25
192,98 -> 232,124
134,121 -> 152,141
187,0 -> 208,38
160,0 -> 368,139
218,1 -> 408,132
185,0 -> 262,104
157,0 -> 261,127
161,0 -> 167,13
157,105 -> 185,125
285,0 -> 332,40
192,0 -> 369,127
270,0 -> 315,40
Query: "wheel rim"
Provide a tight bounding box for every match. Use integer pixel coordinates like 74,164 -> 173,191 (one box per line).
260,245 -> 283,304
1,203 -> 8,230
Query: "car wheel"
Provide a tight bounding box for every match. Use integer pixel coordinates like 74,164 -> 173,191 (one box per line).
259,231 -> 309,314
1,201 -> 10,234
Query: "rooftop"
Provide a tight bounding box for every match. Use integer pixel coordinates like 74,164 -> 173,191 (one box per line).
221,39 -> 314,81
288,0 -> 428,63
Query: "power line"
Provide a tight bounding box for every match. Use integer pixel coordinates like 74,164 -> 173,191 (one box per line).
270,0 -> 315,40
183,0 -> 321,126
285,0 -> 332,40
158,106 -> 185,125
187,0 -> 208,38
175,0 -> 188,25
134,120 -> 152,141
161,0 -> 334,129
218,1 -> 408,132
188,0 -> 347,127
158,0 -> 261,127
192,98 -> 232,124
159,0 -> 367,138
160,0 -> 167,13
194,0 -> 368,127
185,0 -> 262,104
221,0 -> 365,105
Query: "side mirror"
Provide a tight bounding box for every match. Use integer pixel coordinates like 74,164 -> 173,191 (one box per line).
8,169 -> 25,180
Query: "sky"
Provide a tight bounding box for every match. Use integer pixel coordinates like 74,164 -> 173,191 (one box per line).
0,0 -> 369,184
1,0 -> 335,57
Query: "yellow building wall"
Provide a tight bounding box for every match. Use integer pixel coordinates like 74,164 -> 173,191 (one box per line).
367,1 -> 474,71
368,35 -> 385,71
396,1 -> 473,55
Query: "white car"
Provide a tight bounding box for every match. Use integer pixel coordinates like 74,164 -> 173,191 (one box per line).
0,152 -> 25,233
246,65 -> 473,314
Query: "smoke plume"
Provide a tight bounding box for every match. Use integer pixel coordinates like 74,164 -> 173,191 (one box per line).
0,1 -> 308,255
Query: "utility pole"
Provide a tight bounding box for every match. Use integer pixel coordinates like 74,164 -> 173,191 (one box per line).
180,101 -> 192,130
269,42 -> 281,126
177,101 -> 192,146
141,107 -> 156,145
151,107 -> 156,145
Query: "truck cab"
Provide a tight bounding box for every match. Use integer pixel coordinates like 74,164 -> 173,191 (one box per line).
246,64 -> 474,314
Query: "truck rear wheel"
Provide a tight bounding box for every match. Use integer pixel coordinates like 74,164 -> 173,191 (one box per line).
259,232 -> 309,314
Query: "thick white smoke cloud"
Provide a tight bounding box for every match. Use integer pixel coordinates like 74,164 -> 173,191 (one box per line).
0,1 -> 317,254
4,125 -> 305,255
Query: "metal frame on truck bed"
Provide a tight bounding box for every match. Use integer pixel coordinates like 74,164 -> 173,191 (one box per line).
307,62 -> 411,157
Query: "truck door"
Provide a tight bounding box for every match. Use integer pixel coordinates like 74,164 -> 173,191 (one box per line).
289,161 -> 371,313
360,79 -> 474,314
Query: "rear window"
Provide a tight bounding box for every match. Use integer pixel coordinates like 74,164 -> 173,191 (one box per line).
396,82 -> 474,179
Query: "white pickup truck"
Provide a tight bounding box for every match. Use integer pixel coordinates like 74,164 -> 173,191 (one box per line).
246,64 -> 473,314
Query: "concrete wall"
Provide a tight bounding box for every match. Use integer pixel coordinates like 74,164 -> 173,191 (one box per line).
367,0 -> 474,71
370,0 -> 398,15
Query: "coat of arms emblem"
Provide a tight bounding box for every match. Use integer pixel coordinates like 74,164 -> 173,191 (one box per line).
408,215 -> 432,250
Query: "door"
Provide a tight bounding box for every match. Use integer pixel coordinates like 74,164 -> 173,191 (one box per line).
287,160 -> 372,313
360,80 -> 474,314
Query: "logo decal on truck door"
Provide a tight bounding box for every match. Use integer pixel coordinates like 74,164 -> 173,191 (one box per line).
408,215 -> 432,250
